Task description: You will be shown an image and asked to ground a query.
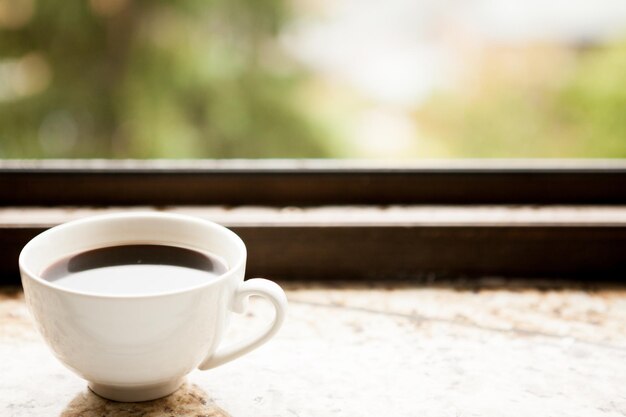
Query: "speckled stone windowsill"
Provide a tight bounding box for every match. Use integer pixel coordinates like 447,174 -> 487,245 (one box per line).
2,281 -> 626,417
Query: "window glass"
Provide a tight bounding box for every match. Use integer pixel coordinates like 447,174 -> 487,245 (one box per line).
1,0 -> 625,159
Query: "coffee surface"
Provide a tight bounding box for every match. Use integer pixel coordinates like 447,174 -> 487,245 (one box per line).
42,244 -> 227,295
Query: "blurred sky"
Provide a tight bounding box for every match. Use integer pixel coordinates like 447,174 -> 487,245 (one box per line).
284,0 -> 626,106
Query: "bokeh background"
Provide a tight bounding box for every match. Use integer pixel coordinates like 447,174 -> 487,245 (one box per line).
0,0 -> 625,159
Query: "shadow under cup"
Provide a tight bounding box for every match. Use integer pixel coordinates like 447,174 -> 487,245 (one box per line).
19,212 -> 250,402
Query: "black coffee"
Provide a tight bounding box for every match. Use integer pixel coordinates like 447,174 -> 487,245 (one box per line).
42,244 -> 228,295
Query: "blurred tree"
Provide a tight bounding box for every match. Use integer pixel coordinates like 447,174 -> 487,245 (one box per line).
417,41 -> 626,158
560,41 -> 626,157
0,0 -> 332,158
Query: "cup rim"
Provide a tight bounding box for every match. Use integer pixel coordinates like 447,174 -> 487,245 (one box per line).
18,211 -> 247,299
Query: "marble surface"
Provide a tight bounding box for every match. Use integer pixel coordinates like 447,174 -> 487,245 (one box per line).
2,281 -> 626,417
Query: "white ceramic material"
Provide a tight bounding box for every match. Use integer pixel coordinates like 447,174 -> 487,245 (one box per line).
19,212 -> 287,402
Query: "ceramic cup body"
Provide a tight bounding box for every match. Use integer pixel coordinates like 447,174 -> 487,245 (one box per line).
19,212 -> 287,402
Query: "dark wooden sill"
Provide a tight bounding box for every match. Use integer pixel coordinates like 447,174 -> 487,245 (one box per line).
2,206 -> 625,284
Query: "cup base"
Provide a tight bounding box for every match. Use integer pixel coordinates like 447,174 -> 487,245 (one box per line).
89,378 -> 185,402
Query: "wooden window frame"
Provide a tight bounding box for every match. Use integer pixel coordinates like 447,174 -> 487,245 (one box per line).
1,159 -> 625,283
2,159 -> 625,205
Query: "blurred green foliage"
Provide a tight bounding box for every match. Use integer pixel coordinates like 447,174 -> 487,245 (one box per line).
418,41 -> 626,158
0,0 -> 625,159
0,0 -> 332,158
560,41 -> 626,157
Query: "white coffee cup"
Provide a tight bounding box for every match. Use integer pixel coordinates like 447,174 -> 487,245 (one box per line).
19,212 -> 287,402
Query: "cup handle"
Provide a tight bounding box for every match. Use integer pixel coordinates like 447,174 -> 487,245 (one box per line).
198,278 -> 287,370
